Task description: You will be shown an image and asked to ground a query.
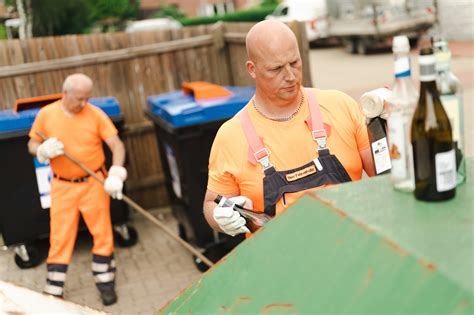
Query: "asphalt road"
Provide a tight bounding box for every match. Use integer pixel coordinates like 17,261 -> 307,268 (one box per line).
309,45 -> 473,157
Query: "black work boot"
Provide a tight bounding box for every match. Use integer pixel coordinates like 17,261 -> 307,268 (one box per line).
100,288 -> 117,306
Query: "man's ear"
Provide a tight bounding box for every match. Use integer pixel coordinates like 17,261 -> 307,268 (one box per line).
246,60 -> 256,80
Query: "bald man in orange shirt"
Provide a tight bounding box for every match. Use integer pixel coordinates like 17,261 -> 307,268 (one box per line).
28,73 -> 126,306
203,21 -> 375,237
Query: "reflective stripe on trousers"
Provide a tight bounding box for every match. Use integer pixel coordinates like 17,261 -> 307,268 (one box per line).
44,264 -> 68,297
92,253 -> 116,291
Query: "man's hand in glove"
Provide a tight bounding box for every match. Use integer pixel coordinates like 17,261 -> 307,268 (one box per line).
104,165 -> 127,200
213,196 -> 252,236
36,138 -> 64,163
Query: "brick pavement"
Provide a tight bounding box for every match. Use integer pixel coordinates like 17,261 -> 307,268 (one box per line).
0,208 -> 202,314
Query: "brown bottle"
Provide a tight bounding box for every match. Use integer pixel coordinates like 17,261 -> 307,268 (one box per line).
214,195 -> 273,233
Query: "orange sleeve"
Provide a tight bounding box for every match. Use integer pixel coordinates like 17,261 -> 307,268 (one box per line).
95,107 -> 118,140
346,93 -> 370,151
207,123 -> 241,195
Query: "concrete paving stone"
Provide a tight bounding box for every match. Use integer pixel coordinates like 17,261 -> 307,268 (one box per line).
0,209 -> 205,313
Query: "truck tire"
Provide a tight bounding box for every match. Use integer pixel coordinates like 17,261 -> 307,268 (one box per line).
356,38 -> 368,55
342,38 -> 357,54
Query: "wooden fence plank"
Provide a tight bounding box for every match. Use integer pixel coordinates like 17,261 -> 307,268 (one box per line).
0,22 -> 312,208
0,35 -> 214,78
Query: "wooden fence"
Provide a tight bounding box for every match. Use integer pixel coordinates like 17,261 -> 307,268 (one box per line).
0,21 -> 312,209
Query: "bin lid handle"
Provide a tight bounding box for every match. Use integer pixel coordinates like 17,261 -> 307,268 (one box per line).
181,81 -> 233,101
14,93 -> 63,112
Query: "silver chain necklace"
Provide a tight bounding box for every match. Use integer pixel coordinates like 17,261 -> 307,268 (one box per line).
252,93 -> 304,122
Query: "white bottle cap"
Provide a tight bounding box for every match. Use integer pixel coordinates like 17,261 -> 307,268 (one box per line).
360,88 -> 392,119
392,35 -> 410,53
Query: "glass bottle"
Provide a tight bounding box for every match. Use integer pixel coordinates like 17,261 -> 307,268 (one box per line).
387,35 -> 419,192
433,38 -> 466,185
411,47 -> 456,201
360,88 -> 392,175
214,195 -> 272,233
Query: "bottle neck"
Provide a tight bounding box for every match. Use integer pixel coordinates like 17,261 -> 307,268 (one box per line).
393,54 -> 412,78
435,50 -> 452,73
436,62 -> 451,73
420,79 -> 438,91
419,54 -> 437,82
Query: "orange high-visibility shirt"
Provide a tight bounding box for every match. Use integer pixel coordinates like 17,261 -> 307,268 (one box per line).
208,88 -> 369,215
29,100 -> 118,179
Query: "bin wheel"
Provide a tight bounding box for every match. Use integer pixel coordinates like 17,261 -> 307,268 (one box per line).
14,245 -> 42,269
193,255 -> 211,272
114,225 -> 138,248
193,234 -> 246,272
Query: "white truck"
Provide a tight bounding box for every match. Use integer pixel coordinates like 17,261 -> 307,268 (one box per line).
266,0 -> 436,54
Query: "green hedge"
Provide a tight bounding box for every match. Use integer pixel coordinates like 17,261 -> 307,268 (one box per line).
180,5 -> 277,26
0,24 -> 6,40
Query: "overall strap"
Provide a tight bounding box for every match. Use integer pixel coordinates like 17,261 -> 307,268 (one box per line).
239,108 -> 273,169
239,89 -> 331,166
304,88 -> 328,150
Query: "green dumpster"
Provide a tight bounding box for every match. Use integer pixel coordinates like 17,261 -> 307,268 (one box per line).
161,158 -> 474,314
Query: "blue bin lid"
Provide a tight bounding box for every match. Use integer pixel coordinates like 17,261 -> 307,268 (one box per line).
89,97 -> 122,118
147,86 -> 256,128
0,97 -> 122,133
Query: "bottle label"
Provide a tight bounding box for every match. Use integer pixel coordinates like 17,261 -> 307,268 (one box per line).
394,57 -> 411,78
435,149 -> 456,192
440,95 -> 462,148
371,137 -> 391,174
388,112 -> 410,179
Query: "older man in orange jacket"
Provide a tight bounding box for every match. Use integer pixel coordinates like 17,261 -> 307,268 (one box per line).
28,73 -> 127,306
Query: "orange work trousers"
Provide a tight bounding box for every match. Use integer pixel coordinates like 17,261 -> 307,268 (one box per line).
47,171 -> 114,265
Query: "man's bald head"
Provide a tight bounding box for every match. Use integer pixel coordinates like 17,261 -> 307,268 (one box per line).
63,73 -> 93,93
62,73 -> 93,114
246,20 -> 298,64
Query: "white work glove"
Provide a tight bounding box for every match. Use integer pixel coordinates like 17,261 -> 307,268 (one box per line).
36,137 -> 64,163
104,165 -> 127,200
213,196 -> 252,236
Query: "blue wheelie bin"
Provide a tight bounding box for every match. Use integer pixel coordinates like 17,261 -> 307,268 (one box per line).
146,82 -> 255,271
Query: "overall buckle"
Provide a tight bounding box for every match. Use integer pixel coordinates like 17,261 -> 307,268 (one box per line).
312,129 -> 327,149
254,148 -> 272,170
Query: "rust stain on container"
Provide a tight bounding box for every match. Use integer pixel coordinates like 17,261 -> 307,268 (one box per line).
260,303 -> 293,314
383,238 -> 409,257
453,299 -> 471,313
219,305 -> 230,311
352,218 -> 375,234
365,267 -> 374,285
239,296 -> 254,302
310,193 -> 347,219
417,258 -> 437,272
172,284 -> 202,312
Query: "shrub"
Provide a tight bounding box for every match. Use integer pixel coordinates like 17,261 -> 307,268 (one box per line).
0,24 -> 7,40
180,5 -> 277,26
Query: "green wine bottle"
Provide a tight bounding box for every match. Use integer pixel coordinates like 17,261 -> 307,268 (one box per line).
411,47 -> 456,201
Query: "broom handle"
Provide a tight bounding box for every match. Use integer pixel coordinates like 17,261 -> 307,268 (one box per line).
36,132 -> 214,268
